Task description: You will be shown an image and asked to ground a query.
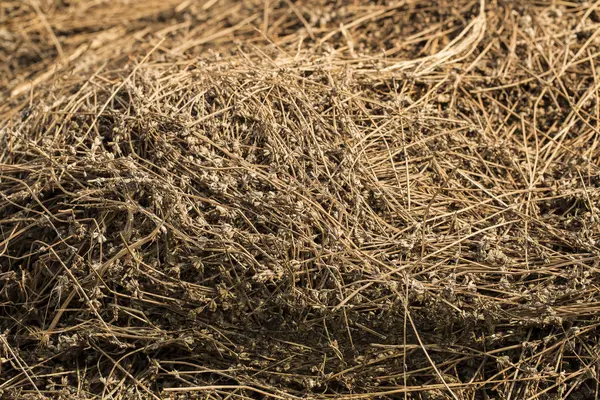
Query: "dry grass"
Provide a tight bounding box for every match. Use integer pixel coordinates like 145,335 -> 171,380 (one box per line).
1,0 -> 600,399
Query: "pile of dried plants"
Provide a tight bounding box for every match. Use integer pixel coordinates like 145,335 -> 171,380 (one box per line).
1,0 -> 600,399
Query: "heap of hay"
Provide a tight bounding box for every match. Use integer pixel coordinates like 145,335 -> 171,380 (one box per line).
1,1 -> 599,399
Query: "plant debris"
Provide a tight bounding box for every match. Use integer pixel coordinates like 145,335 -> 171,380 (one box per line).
1,0 -> 600,399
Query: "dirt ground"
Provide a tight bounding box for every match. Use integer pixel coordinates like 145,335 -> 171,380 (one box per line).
1,0 -> 600,399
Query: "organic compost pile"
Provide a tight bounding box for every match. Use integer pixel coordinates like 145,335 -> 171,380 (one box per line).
2,1 -> 600,399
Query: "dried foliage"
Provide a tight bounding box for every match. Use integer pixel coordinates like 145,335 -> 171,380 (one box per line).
1,0 -> 600,399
